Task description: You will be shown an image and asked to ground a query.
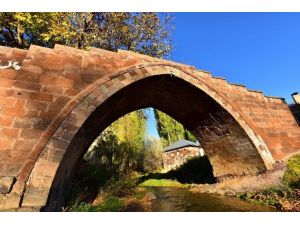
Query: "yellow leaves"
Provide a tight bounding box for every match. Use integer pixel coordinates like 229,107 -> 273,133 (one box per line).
14,13 -> 28,22
1,12 -> 173,57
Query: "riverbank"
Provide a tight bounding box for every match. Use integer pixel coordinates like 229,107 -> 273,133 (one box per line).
191,154 -> 300,212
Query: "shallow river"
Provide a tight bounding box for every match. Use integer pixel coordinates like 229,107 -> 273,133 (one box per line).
145,186 -> 276,212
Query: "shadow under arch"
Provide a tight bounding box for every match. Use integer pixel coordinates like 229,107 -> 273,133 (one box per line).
22,66 -> 274,211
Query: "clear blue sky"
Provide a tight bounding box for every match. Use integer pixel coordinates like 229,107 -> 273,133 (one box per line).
146,13 -> 300,138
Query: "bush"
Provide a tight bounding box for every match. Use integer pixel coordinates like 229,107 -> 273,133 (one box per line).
68,196 -> 124,212
283,154 -> 300,188
103,177 -> 136,197
68,201 -> 103,212
67,161 -> 114,206
99,196 -> 124,212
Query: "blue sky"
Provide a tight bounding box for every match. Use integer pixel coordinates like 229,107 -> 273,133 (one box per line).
146,13 -> 300,138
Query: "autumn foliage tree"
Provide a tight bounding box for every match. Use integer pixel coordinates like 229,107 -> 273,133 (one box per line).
0,12 -> 173,57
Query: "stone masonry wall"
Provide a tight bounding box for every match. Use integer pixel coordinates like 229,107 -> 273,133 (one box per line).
162,147 -> 202,172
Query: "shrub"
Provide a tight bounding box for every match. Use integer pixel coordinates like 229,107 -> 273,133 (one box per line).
99,196 -> 124,212
283,154 -> 300,188
103,177 -> 136,197
67,201 -> 102,212
68,196 -> 124,212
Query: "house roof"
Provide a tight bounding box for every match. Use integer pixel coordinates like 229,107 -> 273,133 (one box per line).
164,139 -> 200,152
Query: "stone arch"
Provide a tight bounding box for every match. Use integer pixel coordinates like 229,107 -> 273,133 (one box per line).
20,64 -> 274,210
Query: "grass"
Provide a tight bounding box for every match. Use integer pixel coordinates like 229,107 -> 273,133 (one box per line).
68,196 -> 125,212
138,179 -> 188,187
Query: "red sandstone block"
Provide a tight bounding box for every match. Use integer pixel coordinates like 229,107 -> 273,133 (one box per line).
64,73 -> 82,82
0,88 -> 14,97
31,92 -> 53,102
53,96 -> 70,105
2,99 -> 26,117
16,91 -> 53,102
13,140 -> 36,151
41,85 -> 64,94
39,75 -> 56,85
0,115 -> 14,127
42,54 -> 65,71
15,71 -> 40,83
0,96 -> 17,107
20,129 -> 43,139
11,48 -> 27,61
25,109 -> 40,118
40,75 -> 74,88
43,103 -> 66,116
0,128 -> 19,138
7,151 -> 29,162
32,118 -> 51,130
64,88 -> 80,97
26,99 -> 48,111
81,70 -> 105,83
0,69 -> 17,79
21,64 -> 43,74
38,110 -> 58,119
13,118 -> 32,129
0,78 -> 14,87
0,138 -> 14,150
13,80 -> 41,91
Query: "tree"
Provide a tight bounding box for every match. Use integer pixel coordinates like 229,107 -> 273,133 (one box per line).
0,13 -> 74,49
154,109 -> 197,147
0,12 -> 173,58
85,110 -> 147,175
142,137 -> 163,173
84,129 -> 119,171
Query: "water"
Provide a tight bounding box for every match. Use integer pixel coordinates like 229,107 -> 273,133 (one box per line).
146,186 -> 276,212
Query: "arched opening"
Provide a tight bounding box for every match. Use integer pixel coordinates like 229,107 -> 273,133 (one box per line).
35,74 -> 267,211
64,107 -> 215,211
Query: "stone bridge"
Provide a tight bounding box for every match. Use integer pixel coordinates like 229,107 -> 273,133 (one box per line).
0,44 -> 299,211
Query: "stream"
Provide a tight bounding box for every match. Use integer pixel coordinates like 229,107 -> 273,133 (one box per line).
145,186 -> 276,212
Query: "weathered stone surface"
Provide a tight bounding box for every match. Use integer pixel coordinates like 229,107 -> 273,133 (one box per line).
22,189 -> 49,207
0,176 -> 15,194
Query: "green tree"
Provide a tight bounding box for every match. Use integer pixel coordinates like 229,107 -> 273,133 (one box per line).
154,109 -> 197,147
85,110 -> 147,175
